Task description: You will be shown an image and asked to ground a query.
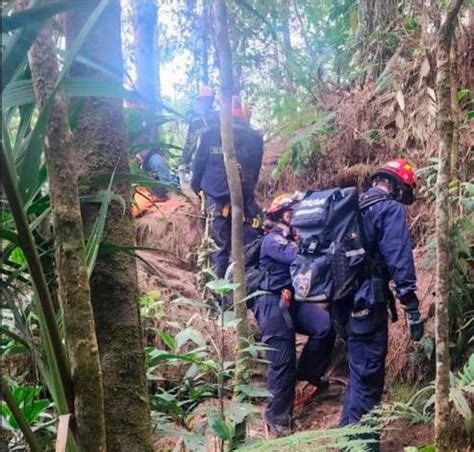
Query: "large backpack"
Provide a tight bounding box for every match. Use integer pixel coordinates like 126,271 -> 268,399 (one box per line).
290,187 -> 386,303
243,235 -> 266,308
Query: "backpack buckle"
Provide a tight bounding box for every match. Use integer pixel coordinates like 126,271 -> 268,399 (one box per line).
308,240 -> 318,255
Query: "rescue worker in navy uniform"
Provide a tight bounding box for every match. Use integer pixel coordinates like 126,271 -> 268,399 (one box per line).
190,96 -> 263,279
180,86 -> 220,181
254,194 -> 336,437
334,159 -> 424,450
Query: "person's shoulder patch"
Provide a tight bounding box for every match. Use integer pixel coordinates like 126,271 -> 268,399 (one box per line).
272,234 -> 289,246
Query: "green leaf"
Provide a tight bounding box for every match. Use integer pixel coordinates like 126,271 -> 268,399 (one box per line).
207,279 -> 239,296
146,350 -> 197,367
209,416 -> 234,441
2,19 -> 42,92
2,77 -> 144,111
417,445 -> 436,452
9,247 -> 26,266
457,89 -> 469,101
236,384 -> 271,398
224,401 -> 260,425
85,164 -> 121,278
0,229 -> 20,246
450,388 -> 472,423
171,297 -> 210,310
175,327 -> 206,350
157,331 -> 176,350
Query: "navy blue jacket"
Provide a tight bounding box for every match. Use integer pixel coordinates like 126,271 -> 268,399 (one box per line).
360,187 -> 417,299
182,110 -> 220,165
259,227 -> 298,292
190,123 -> 263,203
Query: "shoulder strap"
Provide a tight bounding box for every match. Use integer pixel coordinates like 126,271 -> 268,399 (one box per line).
359,193 -> 389,211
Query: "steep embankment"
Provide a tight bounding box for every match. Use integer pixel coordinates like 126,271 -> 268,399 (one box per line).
136,36 -> 471,448
134,139 -> 437,450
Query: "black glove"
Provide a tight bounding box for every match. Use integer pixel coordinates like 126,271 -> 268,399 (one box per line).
406,310 -> 424,341
399,291 -> 420,311
399,292 -> 423,341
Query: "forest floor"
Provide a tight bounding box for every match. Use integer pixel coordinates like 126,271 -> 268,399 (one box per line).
135,133 -> 439,451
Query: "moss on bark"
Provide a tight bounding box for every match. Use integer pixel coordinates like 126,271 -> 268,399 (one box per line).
65,1 -> 153,450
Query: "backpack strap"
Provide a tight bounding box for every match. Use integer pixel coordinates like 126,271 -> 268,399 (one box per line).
357,193 -> 398,321
359,193 -> 389,211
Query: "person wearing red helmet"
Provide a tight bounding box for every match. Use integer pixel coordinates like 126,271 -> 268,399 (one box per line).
180,85 -> 220,180
333,158 -> 423,451
254,194 -> 335,438
189,93 -> 264,280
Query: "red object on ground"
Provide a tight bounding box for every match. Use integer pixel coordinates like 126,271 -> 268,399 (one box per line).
293,383 -> 319,409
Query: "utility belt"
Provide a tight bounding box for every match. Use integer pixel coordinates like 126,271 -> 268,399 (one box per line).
203,194 -> 262,229
358,256 -> 398,323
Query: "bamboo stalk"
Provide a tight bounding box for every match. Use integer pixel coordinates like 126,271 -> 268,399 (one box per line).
434,0 -> 465,450
0,147 -> 73,411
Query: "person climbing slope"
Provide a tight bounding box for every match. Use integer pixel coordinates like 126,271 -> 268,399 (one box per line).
254,194 -> 335,438
333,159 -> 424,450
190,96 -> 263,279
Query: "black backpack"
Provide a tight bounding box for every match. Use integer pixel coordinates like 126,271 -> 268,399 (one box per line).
243,235 -> 266,308
290,187 -> 387,303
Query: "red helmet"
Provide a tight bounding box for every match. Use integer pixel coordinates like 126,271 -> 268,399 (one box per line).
371,159 -> 416,188
197,85 -> 214,99
267,194 -> 298,217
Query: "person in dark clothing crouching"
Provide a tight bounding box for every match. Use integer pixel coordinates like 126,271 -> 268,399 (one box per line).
333,159 -> 424,451
253,194 -> 336,438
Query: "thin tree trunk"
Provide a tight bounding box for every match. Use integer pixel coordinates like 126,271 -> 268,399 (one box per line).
23,3 -> 106,449
434,0 -> 464,450
280,0 -> 295,93
213,0 -> 250,442
133,0 -> 160,141
450,45 -> 461,179
65,2 -> 153,450
201,0 -> 210,85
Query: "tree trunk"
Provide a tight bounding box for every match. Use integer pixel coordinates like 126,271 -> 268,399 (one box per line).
434,0 -> 464,450
133,0 -> 160,141
450,45 -> 461,179
23,3 -> 106,449
213,0 -> 250,442
65,2 -> 153,450
280,0 -> 295,93
358,0 -> 398,80
201,0 -> 211,85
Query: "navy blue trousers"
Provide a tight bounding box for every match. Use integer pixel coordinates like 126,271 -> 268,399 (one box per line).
212,215 -> 259,278
253,295 -> 335,426
338,313 -> 388,452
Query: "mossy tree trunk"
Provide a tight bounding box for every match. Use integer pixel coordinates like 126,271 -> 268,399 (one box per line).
132,0 -> 161,171
213,0 -> 251,443
65,1 -> 153,450
133,0 -> 161,134
17,0 -> 106,449
434,0 -> 464,450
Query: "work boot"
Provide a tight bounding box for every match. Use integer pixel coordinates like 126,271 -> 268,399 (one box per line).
297,374 -> 330,391
294,376 -> 331,409
263,412 -> 292,439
